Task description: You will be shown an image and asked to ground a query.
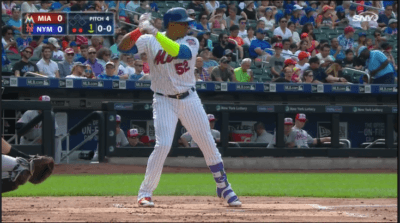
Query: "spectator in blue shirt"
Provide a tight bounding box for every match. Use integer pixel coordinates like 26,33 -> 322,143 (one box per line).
50,0 -> 71,12
16,34 -> 32,48
129,60 -> 144,80
290,5 -> 303,27
300,7 -> 316,26
2,43 -> 10,67
249,29 -> 272,60
378,5 -> 394,28
330,38 -> 345,60
97,61 -> 120,80
7,7 -> 21,35
359,47 -> 395,84
384,19 -> 398,36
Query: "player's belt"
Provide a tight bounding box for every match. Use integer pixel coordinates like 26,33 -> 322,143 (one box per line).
155,87 -> 195,100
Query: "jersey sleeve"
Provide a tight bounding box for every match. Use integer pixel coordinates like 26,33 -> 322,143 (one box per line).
214,130 -> 221,140
180,37 -> 200,59
121,131 -> 129,147
307,134 -> 314,144
17,110 -> 34,123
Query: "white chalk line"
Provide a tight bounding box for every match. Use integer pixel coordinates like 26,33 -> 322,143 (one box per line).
309,204 -> 397,218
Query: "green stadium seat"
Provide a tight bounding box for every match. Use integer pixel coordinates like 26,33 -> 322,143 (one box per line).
315,33 -> 327,41
248,20 -> 257,27
265,30 -> 273,38
335,27 -> 345,34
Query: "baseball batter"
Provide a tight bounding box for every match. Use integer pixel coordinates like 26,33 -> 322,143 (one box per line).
118,8 -> 241,207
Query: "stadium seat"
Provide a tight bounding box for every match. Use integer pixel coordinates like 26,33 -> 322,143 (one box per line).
335,27 -> 345,34
315,33 -> 327,41
265,30 -> 273,38
248,20 -> 257,27
212,28 -> 225,35
2,15 -> 11,24
343,69 -> 367,84
242,45 -> 250,58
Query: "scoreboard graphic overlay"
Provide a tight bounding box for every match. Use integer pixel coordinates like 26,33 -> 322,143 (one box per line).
22,12 -> 115,36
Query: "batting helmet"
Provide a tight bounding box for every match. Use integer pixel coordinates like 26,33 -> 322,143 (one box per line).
163,7 -> 194,29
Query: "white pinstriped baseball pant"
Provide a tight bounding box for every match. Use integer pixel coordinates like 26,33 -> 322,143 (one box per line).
137,90 -> 223,200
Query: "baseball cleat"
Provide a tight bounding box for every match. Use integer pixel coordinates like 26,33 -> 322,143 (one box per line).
138,197 -> 154,207
217,185 -> 242,207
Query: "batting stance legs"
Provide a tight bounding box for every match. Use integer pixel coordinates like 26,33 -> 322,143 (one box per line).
138,91 -> 241,206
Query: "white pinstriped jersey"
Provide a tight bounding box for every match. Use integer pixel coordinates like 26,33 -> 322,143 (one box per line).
135,33 -> 199,95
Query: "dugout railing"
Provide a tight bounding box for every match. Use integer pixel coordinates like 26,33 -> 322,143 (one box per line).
1,100 -> 55,156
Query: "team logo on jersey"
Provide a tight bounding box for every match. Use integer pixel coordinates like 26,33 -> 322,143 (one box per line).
186,39 -> 196,46
154,50 -> 177,65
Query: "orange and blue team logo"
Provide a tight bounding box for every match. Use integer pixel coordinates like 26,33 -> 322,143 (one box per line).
186,39 -> 196,46
24,13 -> 35,35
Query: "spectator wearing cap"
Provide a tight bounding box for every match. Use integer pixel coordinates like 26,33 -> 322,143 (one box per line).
65,62 -> 87,79
269,43 -> 285,78
68,41 -> 81,61
113,115 -> 129,148
300,7 -> 316,26
316,44 -> 335,68
378,4 -> 394,28
337,26 -> 355,51
243,26 -> 256,46
127,129 -> 144,147
358,47 -> 395,84
281,39 -> 294,60
242,1 -> 256,20
7,7 -> 22,34
47,37 -> 64,61
36,45 -> 60,78
195,57 -> 211,81
292,113 -> 331,148
76,44 -> 89,63
110,54 -> 128,79
315,5 -> 335,29
250,122 -> 273,144
330,38 -> 345,60
179,114 -> 221,148
129,60 -> 144,80
58,48 -> 76,78
2,26 -> 17,52
279,58 -> 297,77
259,7 -> 276,31
210,56 -> 236,82
229,25 -> 245,47
290,4 -> 303,27
249,29 -> 272,61
384,19 -> 398,36
346,5 -> 362,29
234,58 -> 253,82
21,1 -> 38,15
226,6 -> 247,28
380,42 -> 398,72
12,45 -> 39,77
334,6 -> 347,26
61,35 -> 75,52
212,33 -> 238,60
273,17 -> 292,41
295,51 -> 310,77
97,62 -> 120,80
267,117 -> 296,148
50,0 -> 71,12
84,47 -> 105,76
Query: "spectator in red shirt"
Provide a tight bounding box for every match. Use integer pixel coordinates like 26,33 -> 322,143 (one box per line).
229,25 -> 245,47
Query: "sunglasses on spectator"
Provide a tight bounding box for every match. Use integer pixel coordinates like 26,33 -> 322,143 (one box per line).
89,52 -> 96,54
24,50 -> 33,54
135,64 -> 144,67
85,69 -> 92,73
306,74 -> 313,77
7,32 -> 13,35
201,17 -> 207,20
240,22 -> 246,24
67,53 -> 74,56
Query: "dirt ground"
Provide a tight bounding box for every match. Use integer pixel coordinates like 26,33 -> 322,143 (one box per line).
2,164 -> 398,222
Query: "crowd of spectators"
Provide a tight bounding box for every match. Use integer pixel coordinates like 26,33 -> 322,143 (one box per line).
1,0 -> 398,84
